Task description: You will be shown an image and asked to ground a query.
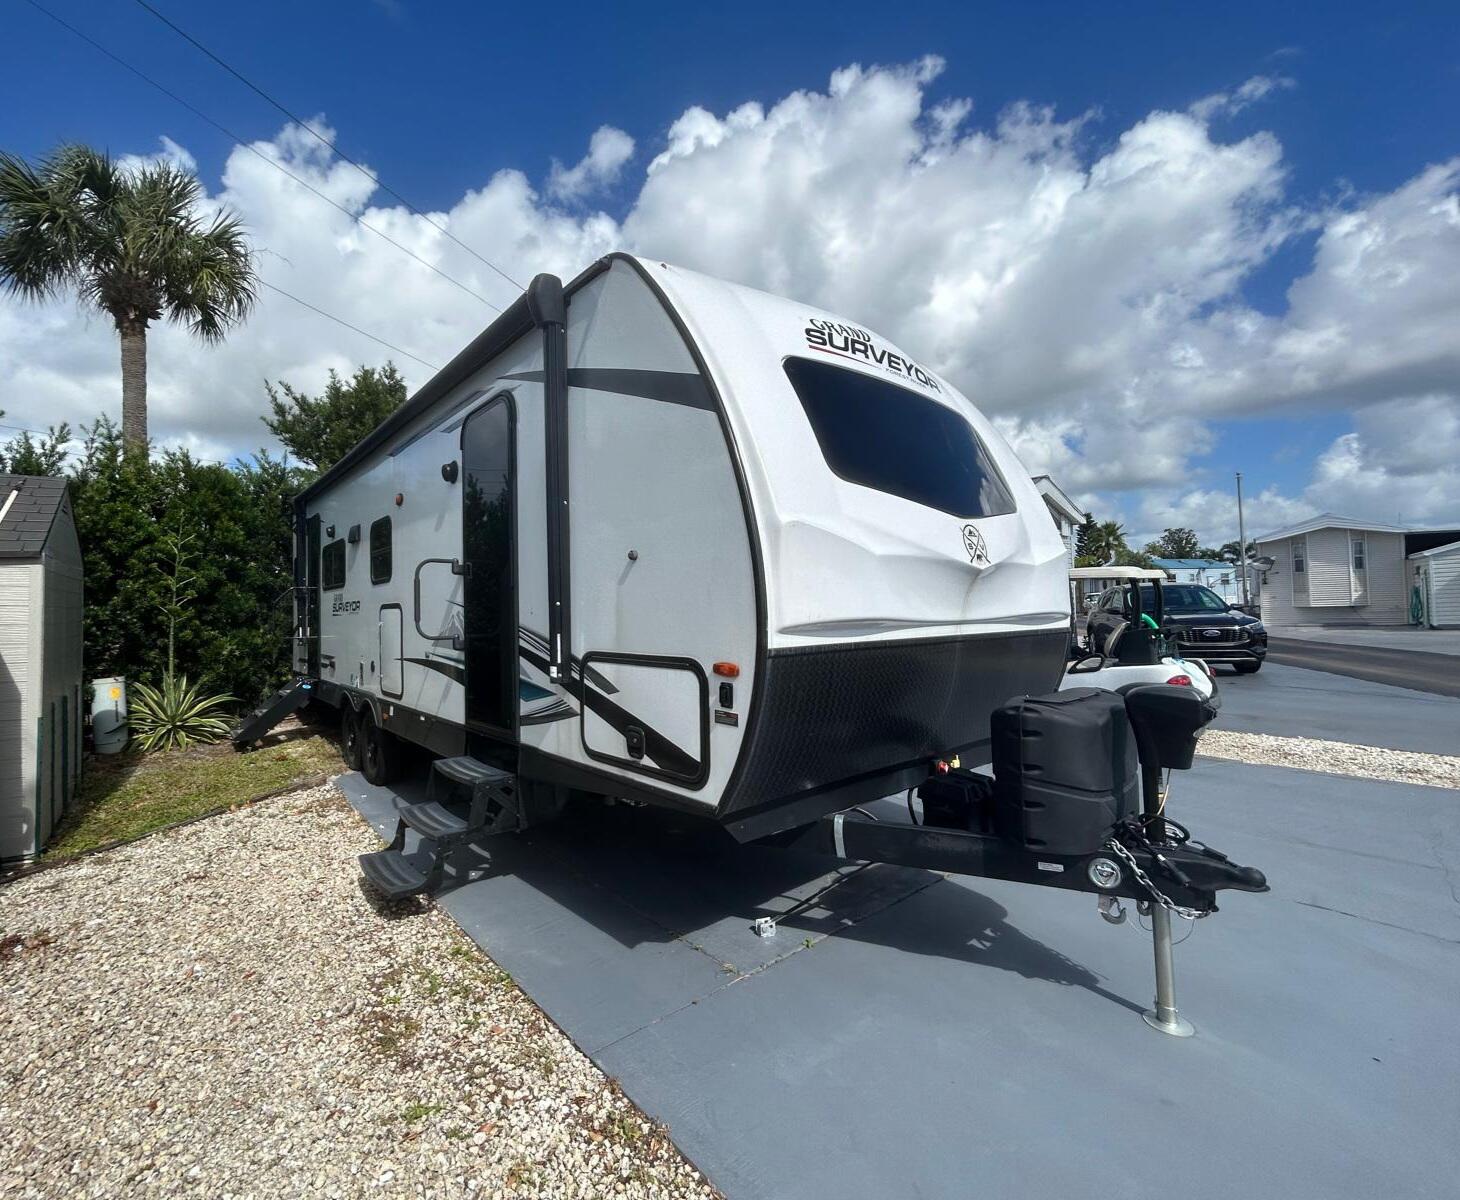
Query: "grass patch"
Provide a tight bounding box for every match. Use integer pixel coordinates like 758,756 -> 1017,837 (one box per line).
45,727 -> 343,859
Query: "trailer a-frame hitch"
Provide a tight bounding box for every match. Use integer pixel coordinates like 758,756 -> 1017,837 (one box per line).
784,684 -> 1268,1038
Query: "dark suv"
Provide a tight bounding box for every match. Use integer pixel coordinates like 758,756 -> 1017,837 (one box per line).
1087,583 -> 1268,673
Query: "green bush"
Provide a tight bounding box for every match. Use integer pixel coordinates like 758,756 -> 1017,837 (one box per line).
66,418 -> 309,705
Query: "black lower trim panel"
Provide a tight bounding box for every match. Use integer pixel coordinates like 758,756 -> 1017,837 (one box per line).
720,629 -> 1067,840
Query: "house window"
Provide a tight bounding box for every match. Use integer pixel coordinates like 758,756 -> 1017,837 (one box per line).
370,517 -> 392,584
1352,536 -> 1366,571
1292,541 -> 1306,573
321,539 -> 346,590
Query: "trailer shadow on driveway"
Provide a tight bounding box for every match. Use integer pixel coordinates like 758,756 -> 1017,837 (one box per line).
340,757 -> 1460,1200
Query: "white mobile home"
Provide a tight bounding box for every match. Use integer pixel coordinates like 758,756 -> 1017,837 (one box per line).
1149,559 -> 1242,605
1032,475 -> 1082,572
1254,514 -> 1410,629
0,475 -> 83,862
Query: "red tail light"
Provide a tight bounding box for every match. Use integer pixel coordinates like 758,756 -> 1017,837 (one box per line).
1166,674 -> 1193,687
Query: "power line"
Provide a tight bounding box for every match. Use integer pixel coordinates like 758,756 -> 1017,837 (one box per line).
131,0 -> 525,293
260,281 -> 442,371
23,0 -> 503,313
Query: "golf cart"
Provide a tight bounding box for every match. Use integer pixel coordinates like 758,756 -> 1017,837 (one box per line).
1061,567 -> 1217,702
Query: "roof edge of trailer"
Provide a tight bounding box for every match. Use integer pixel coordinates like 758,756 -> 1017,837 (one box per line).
296,253 -> 639,505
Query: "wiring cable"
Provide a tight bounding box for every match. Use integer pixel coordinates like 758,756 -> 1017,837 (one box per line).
259,281 -> 441,371
131,0 -> 525,292
22,0 -> 503,313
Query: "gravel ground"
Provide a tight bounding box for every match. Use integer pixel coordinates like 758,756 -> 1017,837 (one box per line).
1198,729 -> 1460,789
0,784 -> 716,1200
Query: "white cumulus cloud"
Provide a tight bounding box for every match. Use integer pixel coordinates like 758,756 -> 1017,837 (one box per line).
547,126 -> 635,201
2,60 -> 1458,548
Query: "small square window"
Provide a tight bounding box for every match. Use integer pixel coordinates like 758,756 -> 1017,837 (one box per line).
370,517 -> 392,585
321,539 -> 346,590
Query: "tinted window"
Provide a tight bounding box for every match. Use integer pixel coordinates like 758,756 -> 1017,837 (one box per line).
783,357 -> 1015,519
1138,584 -> 1226,613
321,539 -> 346,590
369,517 -> 392,584
462,400 -> 514,732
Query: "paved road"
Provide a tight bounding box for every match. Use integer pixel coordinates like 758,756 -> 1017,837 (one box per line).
1213,662 -> 1458,754
1266,637 -> 1460,698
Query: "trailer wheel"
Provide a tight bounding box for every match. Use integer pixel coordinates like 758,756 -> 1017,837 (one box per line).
360,709 -> 401,786
341,705 -> 363,771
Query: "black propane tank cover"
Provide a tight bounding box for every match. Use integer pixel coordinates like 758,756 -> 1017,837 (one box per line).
1123,684 -> 1217,772
990,688 -> 1140,855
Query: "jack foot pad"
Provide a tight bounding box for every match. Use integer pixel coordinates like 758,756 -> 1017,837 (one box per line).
1142,1008 -> 1195,1038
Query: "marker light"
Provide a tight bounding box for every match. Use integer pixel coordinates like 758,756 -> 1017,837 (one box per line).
713,662 -> 740,678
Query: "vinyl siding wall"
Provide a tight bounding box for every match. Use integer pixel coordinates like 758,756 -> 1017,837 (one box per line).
0,563 -> 40,862
1257,529 -> 1409,629
0,506 -> 84,862
37,542 -> 84,852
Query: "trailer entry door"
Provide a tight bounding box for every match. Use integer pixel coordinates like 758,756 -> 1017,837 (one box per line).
294,513 -> 321,675
462,397 -> 516,735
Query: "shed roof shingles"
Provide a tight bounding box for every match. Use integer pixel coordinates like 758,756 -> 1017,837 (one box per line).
0,474 -> 70,559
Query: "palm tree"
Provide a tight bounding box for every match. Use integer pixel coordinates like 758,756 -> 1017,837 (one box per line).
1086,520 -> 1128,565
0,144 -> 256,454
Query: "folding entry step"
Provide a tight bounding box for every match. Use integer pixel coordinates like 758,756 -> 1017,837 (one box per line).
230,678 -> 315,748
358,757 -> 519,900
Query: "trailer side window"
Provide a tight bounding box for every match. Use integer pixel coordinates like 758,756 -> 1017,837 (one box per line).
370,517 -> 392,584
321,539 -> 346,590
783,357 -> 1015,519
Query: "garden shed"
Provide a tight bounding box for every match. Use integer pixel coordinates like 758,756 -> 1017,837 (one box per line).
0,474 -> 83,862
1408,539 -> 1460,628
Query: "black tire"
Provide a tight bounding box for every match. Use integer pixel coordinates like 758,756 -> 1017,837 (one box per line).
340,705 -> 363,770
360,708 -> 401,786
1234,661 -> 1262,674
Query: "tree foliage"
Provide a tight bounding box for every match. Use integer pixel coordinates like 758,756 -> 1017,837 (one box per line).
0,409 -> 70,475
0,144 -> 256,452
263,362 -> 407,473
68,418 -> 307,705
1142,527 -> 1202,559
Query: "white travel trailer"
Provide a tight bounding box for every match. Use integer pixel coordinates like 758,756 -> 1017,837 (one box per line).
274,254 -> 1070,830
238,254 -> 1266,1032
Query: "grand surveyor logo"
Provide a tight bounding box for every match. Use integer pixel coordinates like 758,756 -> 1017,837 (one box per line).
803,318 -> 941,391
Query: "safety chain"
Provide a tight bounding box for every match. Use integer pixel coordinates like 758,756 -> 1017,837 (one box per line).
1102,836 -> 1209,922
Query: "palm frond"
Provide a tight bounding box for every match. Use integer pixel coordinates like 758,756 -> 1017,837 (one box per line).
0,143 -> 256,338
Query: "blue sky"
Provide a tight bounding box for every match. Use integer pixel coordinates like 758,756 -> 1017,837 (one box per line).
3,0 -> 1458,540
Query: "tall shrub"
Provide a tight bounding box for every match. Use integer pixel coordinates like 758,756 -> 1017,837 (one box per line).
69,418 -> 306,704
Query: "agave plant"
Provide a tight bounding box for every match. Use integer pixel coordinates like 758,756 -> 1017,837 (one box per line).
129,673 -> 236,753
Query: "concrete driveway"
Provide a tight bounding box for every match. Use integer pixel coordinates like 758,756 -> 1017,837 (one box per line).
340,663 -> 1459,1200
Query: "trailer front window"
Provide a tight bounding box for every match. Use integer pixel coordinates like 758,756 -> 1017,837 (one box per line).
783,357 -> 1015,519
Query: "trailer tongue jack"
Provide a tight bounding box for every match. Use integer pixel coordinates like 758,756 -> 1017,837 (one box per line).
780,683 -> 1267,1038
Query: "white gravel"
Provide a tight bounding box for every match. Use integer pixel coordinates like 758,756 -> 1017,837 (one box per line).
1198,729 -> 1460,789
0,783 -> 717,1200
